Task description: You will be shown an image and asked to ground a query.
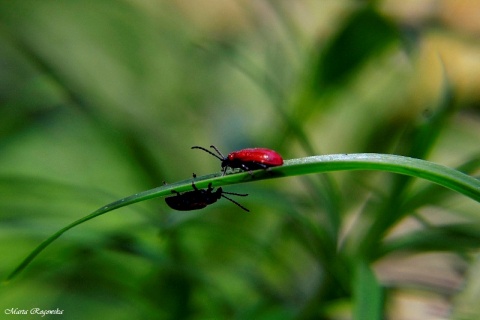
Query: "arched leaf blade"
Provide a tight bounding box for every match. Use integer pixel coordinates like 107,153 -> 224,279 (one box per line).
5,153 -> 480,281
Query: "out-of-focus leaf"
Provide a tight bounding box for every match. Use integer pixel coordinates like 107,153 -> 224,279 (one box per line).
403,66 -> 456,160
377,224 -> 480,258
312,7 -> 399,90
352,259 -> 383,320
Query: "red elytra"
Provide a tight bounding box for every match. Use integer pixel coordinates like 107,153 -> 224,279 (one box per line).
192,145 -> 283,175
227,148 -> 284,165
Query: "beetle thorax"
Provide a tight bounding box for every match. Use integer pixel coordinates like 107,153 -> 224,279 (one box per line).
221,159 -> 229,167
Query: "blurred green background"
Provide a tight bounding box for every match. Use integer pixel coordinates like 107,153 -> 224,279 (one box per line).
1,1 -> 480,319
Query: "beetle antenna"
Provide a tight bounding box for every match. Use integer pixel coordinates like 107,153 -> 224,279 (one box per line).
209,145 -> 226,159
222,191 -> 248,197
191,146 -> 224,161
221,194 -> 250,212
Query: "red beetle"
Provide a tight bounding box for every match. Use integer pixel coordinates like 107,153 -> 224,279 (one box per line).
192,145 -> 283,175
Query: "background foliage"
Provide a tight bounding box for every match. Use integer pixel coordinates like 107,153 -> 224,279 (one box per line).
1,1 -> 479,319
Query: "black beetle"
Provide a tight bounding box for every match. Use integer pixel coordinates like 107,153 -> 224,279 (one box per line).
165,177 -> 249,212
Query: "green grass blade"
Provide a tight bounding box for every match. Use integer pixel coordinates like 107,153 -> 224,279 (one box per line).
272,154 -> 480,202
4,175 -> 196,282
377,223 -> 480,258
5,153 -> 480,281
401,154 -> 480,212
353,259 -> 383,320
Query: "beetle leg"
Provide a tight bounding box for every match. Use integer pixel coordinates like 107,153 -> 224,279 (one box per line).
238,163 -> 254,176
191,182 -> 199,191
254,162 -> 269,170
